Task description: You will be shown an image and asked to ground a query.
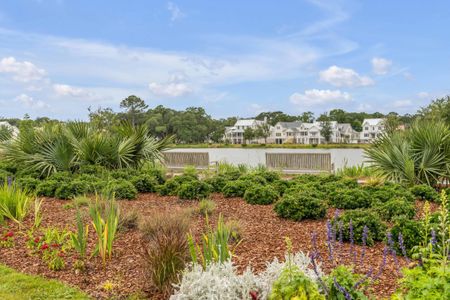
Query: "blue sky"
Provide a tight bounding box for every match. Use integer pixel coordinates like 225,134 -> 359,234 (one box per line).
0,0 -> 449,120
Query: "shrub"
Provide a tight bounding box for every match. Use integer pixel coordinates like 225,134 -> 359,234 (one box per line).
140,210 -> 190,295
143,165 -> 166,184
253,170 -> 280,183
55,180 -> 90,200
238,174 -> 267,185
222,180 -> 249,198
243,185 -> 278,205
48,171 -> 72,183
409,184 -> 439,201
225,219 -> 243,243
109,169 -> 139,180
390,217 -> 423,256
157,175 -> 197,196
373,197 -> 416,222
269,266 -> 324,300
334,210 -> 386,246
284,183 -> 326,200
72,195 -> 90,207
325,265 -> 368,300
197,199 -> 216,216
15,177 -> 40,192
177,181 -> 211,200
329,188 -> 372,209
130,175 -> 158,193
36,180 -> 60,197
77,164 -> 108,176
102,180 -> 138,200
204,175 -> 229,193
366,184 -> 415,204
271,179 -> 291,196
274,194 -> 327,221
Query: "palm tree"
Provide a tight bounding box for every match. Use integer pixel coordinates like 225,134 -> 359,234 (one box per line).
365,120 -> 450,186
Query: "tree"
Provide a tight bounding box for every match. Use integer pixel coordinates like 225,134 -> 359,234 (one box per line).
320,118 -> 333,143
384,113 -> 401,134
255,123 -> 271,144
243,127 -> 255,144
255,111 -> 299,126
88,107 -> 118,130
418,96 -> 450,124
120,95 -> 148,126
299,112 -> 314,123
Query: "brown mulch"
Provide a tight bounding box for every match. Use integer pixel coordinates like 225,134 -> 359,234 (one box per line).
0,193 -> 423,299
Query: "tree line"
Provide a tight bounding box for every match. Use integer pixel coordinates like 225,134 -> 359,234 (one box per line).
1,95 -> 449,144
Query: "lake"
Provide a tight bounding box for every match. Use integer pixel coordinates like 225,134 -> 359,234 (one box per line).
165,148 -> 367,171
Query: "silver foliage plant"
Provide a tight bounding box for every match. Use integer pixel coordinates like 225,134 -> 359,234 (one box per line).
170,251 -> 323,300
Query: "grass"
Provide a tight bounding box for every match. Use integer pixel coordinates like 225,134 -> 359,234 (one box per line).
0,264 -> 90,300
170,143 -> 370,149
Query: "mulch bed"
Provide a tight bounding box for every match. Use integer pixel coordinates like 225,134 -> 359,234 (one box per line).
0,194 -> 432,299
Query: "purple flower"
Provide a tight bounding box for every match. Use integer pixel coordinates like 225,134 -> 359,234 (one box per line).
310,251 -> 329,295
387,232 -> 400,272
349,219 -> 355,263
333,277 -> 352,300
7,176 -> 12,187
373,246 -> 388,281
398,233 -> 410,263
431,229 -> 437,247
310,232 -> 321,262
338,221 -> 343,245
326,220 -> 334,261
353,267 -> 373,289
360,225 -> 368,265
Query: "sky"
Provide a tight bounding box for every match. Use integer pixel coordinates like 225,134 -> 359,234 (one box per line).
0,0 -> 449,120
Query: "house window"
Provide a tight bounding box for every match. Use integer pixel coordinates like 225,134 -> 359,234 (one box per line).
277,126 -> 280,129
364,133 -> 369,137
276,133 -> 281,137
365,127 -> 368,130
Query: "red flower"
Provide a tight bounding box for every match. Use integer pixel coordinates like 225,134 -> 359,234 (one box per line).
249,291 -> 258,300
5,231 -> 14,238
51,243 -> 59,248
41,243 -> 49,250
34,237 -> 40,243
58,252 -> 65,257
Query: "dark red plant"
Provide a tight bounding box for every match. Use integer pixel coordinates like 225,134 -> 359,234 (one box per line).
249,290 -> 258,300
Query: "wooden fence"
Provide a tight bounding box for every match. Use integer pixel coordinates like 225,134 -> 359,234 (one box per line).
265,153 -> 332,173
163,152 -> 210,169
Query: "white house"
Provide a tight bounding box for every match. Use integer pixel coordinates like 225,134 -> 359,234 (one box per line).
269,121 -> 357,144
360,118 -> 385,143
224,118 -> 268,144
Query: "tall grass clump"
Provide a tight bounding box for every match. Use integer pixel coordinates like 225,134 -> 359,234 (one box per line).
139,210 -> 191,296
89,195 -> 119,266
0,181 -> 33,225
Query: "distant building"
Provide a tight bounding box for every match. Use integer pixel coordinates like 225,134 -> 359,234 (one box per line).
224,118 -> 268,144
360,118 -> 385,143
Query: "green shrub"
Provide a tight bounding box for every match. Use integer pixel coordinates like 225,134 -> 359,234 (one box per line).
204,175 -> 229,193
144,166 -> 166,184
283,183 -> 326,200
243,185 -> 278,205
274,194 -> 327,221
394,265 -> 449,299
333,210 -> 386,246
329,188 -> 372,209
253,170 -> 280,183
15,177 -> 40,192
271,179 -> 291,196
366,184 -> 415,204
390,217 -> 423,256
269,266 -> 324,300
373,197 -> 416,221
409,184 -> 439,201
109,169 -> 139,180
238,174 -> 267,185
222,180 -> 249,198
131,175 -> 158,193
177,181 -> 211,200
325,265 -> 368,300
157,175 -> 196,196
77,165 -> 108,176
0,182 -> 32,224
102,180 -> 138,200
55,180 -> 90,200
47,171 -> 72,183
36,180 -> 60,197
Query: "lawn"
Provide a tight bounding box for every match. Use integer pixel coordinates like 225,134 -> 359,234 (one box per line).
0,264 -> 90,300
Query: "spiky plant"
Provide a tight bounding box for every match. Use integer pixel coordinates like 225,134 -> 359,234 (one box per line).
365,120 -> 450,186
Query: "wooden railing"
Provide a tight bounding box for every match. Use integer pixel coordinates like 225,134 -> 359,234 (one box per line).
265,153 -> 332,173
163,152 -> 210,169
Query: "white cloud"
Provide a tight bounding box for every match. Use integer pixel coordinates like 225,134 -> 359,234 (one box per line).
167,2 -> 184,22
0,56 -> 46,82
392,99 -> 412,108
371,57 -> 392,75
149,82 -> 192,97
290,89 -> 351,106
15,93 -> 49,109
319,65 -> 374,87
53,83 -> 89,97
418,92 -> 429,99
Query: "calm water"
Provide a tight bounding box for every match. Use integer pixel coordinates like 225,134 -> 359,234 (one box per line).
165,148 -> 366,171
